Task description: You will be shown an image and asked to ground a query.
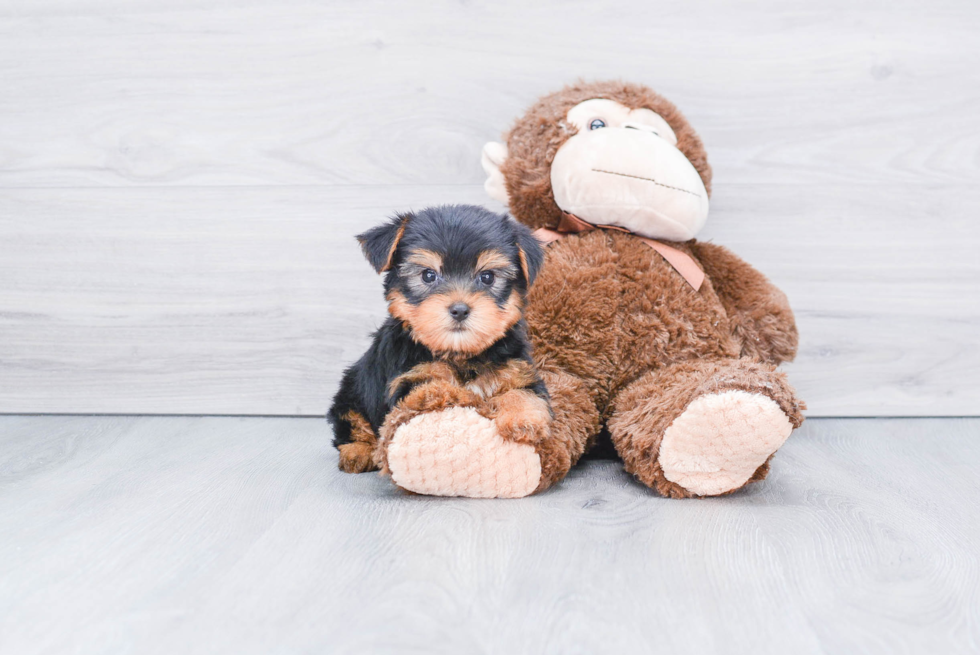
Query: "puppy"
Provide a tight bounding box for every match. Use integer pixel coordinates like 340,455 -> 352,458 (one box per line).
328,204 -> 549,474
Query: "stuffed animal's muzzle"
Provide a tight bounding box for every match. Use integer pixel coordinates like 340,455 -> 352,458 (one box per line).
550,127 -> 710,242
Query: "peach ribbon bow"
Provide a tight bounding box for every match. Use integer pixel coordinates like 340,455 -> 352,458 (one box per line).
533,211 -> 705,291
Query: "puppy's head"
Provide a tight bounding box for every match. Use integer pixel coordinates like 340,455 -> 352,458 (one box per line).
357,205 -> 544,356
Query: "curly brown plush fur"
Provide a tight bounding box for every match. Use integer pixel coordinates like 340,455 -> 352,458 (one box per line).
494,81 -> 804,498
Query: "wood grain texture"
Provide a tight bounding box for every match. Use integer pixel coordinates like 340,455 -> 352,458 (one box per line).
1,0 -> 978,416
0,0 -> 978,188
0,416 -> 978,654
1,184 -> 978,416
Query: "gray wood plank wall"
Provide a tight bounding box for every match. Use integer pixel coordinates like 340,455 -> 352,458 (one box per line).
1,0 -> 978,416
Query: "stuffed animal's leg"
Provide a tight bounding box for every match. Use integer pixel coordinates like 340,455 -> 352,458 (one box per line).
377,366 -> 598,498
607,358 -> 805,498
533,366 -> 601,492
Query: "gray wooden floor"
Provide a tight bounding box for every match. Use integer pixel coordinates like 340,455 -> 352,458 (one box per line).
1,416 -> 977,654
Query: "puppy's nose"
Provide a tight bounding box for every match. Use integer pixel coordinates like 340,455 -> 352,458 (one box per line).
448,302 -> 471,322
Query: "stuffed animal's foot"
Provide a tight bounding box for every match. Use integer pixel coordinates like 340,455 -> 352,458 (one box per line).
608,358 -> 804,498
658,390 -> 793,496
385,406 -> 542,498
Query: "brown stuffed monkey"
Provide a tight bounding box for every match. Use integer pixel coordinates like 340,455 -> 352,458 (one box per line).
374,80 -> 805,499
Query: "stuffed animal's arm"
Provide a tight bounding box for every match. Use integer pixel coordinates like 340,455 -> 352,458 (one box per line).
691,241 -> 799,365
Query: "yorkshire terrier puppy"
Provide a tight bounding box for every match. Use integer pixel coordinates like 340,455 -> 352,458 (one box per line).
328,204 -> 549,475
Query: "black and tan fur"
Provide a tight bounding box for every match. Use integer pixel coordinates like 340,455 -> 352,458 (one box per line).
328,205 -> 548,473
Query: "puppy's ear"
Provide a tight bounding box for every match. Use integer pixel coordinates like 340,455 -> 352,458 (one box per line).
514,221 -> 544,286
356,213 -> 411,273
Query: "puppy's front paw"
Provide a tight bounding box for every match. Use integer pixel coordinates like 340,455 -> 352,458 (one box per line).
398,379 -> 481,416
488,389 -> 552,445
384,406 -> 542,498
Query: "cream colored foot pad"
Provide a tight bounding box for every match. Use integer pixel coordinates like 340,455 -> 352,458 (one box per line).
387,406 -> 541,499
659,390 -> 793,496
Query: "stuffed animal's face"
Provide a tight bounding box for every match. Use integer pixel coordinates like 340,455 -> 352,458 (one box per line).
482,81 -> 713,242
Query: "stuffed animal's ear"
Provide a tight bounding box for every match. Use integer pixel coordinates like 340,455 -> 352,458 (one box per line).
515,221 -> 544,286
356,213 -> 411,273
482,141 -> 510,205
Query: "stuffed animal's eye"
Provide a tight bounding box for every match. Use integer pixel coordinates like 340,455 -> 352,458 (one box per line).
421,269 -> 437,284
479,271 -> 495,285
589,119 -> 606,130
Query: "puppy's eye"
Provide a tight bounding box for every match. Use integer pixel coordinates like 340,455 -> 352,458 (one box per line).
589,119 -> 606,130
479,271 -> 495,286
421,269 -> 437,284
